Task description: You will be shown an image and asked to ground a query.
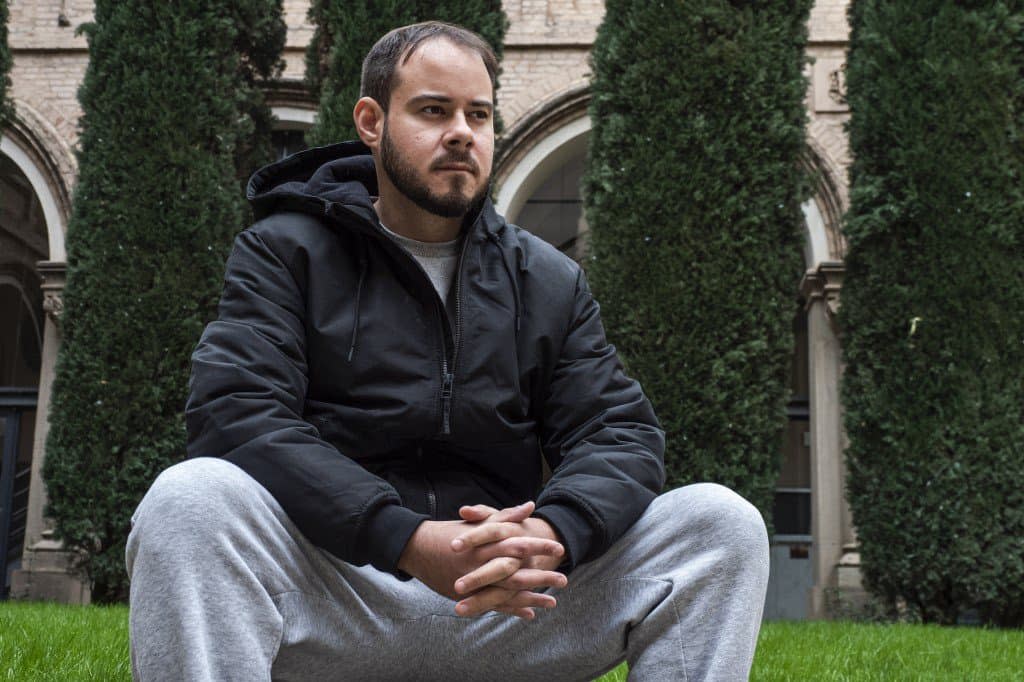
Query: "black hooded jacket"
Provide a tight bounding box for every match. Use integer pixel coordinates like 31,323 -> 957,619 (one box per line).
185,140 -> 666,579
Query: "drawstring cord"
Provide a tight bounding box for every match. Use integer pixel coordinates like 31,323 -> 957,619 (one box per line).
487,230 -> 523,336
347,237 -> 368,362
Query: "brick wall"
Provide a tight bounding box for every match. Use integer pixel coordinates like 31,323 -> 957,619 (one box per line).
808,0 -> 850,43
5,0 -> 852,213
8,0 -> 92,49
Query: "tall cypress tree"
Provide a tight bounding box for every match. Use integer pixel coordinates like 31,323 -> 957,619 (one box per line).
304,0 -> 507,146
42,1 -> 285,602
840,1 -> 1024,626
583,0 -> 813,521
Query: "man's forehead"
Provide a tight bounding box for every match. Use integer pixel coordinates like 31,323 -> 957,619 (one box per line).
392,38 -> 492,102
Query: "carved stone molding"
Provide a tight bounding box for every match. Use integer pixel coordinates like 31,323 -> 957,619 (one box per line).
813,57 -> 848,113
494,81 -> 590,188
8,99 -> 77,219
802,126 -> 850,261
37,260 -> 66,326
261,79 -> 317,111
800,260 -> 845,330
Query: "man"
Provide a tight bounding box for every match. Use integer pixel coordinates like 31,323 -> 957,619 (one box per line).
126,21 -> 769,681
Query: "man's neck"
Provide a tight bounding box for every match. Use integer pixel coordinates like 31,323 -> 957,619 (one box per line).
373,188 -> 463,243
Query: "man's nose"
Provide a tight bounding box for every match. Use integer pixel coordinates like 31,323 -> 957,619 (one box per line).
444,111 -> 473,148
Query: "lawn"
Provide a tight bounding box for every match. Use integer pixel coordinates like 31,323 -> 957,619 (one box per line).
2,601 -> 1022,680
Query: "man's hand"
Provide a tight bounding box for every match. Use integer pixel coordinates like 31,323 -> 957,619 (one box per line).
449,502 -> 569,618
396,502 -> 567,620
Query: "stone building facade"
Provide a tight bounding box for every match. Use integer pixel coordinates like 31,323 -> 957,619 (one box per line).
1,0 -> 859,619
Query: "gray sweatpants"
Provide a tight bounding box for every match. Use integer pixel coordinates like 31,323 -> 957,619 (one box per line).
125,457 -> 769,681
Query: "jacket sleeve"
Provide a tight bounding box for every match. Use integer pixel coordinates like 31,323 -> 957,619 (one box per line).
185,227 -> 429,579
532,266 -> 666,573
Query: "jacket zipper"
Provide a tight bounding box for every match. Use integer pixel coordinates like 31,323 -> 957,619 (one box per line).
330,204 -> 473,437
441,231 -> 471,435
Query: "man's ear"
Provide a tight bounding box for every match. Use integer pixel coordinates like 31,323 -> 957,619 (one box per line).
353,97 -> 385,149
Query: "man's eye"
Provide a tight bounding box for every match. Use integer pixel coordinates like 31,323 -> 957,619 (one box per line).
423,105 -> 444,115
471,110 -> 490,120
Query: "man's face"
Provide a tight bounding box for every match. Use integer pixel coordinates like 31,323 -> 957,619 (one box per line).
378,38 -> 495,218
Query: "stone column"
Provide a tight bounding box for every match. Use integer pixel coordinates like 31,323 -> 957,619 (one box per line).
799,261 -> 860,617
10,261 -> 91,604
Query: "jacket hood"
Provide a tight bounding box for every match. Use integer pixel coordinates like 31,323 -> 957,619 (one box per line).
247,140 -> 380,222
245,139 -> 506,239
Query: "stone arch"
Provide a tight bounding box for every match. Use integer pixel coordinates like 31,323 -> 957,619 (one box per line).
800,131 -> 849,267
494,81 -> 590,224
0,99 -> 75,262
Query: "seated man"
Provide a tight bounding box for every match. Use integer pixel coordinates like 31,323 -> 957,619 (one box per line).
125,20 -> 769,682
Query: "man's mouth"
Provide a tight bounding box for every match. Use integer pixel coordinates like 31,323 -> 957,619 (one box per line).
435,164 -> 474,173
432,154 -> 478,174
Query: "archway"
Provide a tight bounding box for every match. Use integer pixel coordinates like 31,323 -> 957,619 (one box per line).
1,108 -> 81,602
495,105 -> 590,260
766,146 -> 849,619
0,151 -> 48,598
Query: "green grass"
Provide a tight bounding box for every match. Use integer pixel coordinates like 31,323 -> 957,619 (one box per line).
752,621 -> 1024,681
2,602 -> 1023,681
0,601 -> 131,681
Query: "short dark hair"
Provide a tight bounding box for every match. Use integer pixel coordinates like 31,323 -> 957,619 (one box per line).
360,21 -> 499,112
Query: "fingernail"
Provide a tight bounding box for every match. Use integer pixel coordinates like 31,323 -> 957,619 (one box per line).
455,580 -> 465,592
452,538 -> 463,550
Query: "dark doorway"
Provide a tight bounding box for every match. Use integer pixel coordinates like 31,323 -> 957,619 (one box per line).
0,390 -> 35,598
764,301 -> 812,619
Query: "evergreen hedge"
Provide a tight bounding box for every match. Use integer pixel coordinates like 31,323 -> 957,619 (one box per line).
304,0 -> 507,146
840,1 -> 1024,626
0,0 -> 14,127
42,1 -> 285,602
583,0 -> 813,521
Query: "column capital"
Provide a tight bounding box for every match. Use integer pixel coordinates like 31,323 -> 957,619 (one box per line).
37,260 -> 66,326
799,260 -> 845,323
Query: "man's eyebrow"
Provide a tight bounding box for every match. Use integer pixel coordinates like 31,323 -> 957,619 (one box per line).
408,94 -> 493,110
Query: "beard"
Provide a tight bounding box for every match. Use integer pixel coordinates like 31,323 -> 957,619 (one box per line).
379,120 -> 490,219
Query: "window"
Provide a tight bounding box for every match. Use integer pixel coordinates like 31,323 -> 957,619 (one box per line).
271,129 -> 308,162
